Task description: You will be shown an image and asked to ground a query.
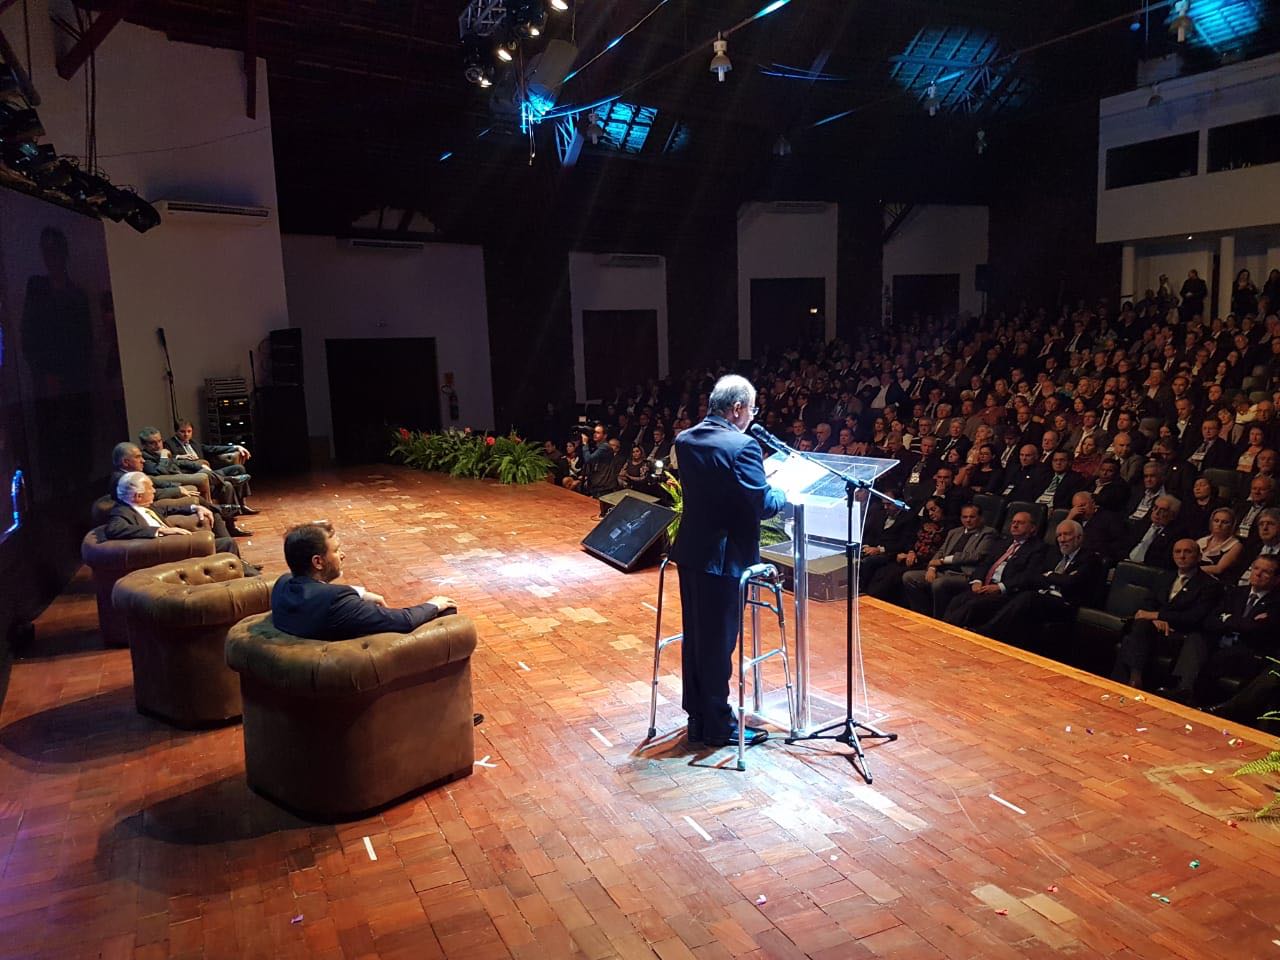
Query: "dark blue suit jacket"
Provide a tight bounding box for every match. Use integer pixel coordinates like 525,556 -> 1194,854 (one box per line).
669,416 -> 786,578
271,575 -> 453,641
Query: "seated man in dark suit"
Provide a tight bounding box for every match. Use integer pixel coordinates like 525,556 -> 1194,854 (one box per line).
858,489 -> 917,589
110,441 -> 198,503
1112,539 -> 1221,690
943,510 -> 1049,628
980,519 -> 1105,647
1122,495 -> 1183,569
271,521 -> 456,642
1187,555 -> 1280,710
998,444 -> 1046,501
1090,458 -> 1130,512
105,472 -> 253,572
1066,490 -> 1127,566
166,420 -> 258,515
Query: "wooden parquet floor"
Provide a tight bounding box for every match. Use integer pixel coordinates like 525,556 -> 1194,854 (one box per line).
2,465 -> 1279,960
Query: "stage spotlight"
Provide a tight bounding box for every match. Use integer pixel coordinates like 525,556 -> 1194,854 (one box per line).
461,33 -> 491,85
0,102 -> 43,141
1169,0 -> 1193,43
1,140 -> 54,177
924,82 -> 940,116
33,157 -> 75,190
710,35 -> 731,82
1130,17 -> 1142,32
510,0 -> 547,37
124,197 -> 161,234
549,0 -> 569,12
494,25 -> 519,63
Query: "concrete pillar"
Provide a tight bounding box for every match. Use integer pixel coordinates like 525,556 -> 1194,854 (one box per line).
1121,244 -> 1136,304
1219,234 -> 1235,320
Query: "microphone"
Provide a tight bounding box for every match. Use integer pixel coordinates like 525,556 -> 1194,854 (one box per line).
156,326 -> 167,348
748,422 -> 795,453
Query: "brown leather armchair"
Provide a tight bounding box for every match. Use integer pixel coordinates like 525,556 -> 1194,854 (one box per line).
81,526 -> 216,647
112,554 -> 275,726
226,612 -> 477,819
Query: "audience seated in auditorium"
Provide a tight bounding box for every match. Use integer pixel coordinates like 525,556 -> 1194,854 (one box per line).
562,275 -> 1280,727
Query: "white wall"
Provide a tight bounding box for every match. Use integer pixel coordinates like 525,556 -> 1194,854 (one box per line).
1097,53 -> 1280,243
736,202 -> 838,357
280,236 -> 493,450
567,252 -> 667,403
882,204 -> 989,317
1132,241 -> 1214,299
0,0 -> 289,436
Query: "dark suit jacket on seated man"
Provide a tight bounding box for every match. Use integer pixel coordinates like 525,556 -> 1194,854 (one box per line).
942,511 -> 1049,629
669,374 -> 786,748
104,472 -> 250,570
979,519 -> 1105,646
270,521 -> 456,642
1112,539 -> 1221,691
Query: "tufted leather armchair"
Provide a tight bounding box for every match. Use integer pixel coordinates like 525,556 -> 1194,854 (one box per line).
81,526 -> 216,647
226,612 -> 477,819
112,554 -> 275,726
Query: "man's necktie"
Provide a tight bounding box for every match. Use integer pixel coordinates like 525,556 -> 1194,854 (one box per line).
1054,554 -> 1071,575
143,507 -> 166,527
1244,593 -> 1260,617
985,541 -> 1021,585
1169,575 -> 1186,600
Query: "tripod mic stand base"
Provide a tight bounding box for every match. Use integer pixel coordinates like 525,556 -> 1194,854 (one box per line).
786,719 -> 898,784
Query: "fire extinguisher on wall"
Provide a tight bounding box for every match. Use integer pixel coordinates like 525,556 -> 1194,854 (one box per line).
442,372 -> 460,421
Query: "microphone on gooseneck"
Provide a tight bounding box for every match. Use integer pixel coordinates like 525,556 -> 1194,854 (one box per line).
156,326 -> 167,348
748,422 -> 795,454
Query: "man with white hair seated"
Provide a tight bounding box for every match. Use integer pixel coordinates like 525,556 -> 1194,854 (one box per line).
104,471 -> 259,575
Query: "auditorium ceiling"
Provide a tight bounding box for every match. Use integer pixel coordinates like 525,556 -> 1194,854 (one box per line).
113,0 -> 1280,234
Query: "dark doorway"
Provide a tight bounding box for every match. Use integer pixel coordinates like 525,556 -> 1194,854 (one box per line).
325,338 -> 440,464
750,277 -> 825,356
582,309 -> 659,402
892,274 -> 959,326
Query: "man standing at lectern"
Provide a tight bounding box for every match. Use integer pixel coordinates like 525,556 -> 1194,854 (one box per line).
670,375 -> 787,748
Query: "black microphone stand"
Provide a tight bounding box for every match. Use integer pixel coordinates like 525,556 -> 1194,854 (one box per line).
157,327 -> 181,432
751,426 -> 899,783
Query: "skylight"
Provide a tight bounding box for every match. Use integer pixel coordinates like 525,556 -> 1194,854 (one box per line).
889,25 -> 1028,116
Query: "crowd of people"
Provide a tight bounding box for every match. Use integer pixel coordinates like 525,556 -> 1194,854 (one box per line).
549,276 -> 1280,728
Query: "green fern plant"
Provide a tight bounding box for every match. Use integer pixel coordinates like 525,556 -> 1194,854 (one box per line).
493,435 -> 552,484
450,440 -> 496,479
390,428 -> 548,484
1233,750 -> 1280,819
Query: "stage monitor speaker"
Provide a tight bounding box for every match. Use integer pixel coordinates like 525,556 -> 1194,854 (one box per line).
974,263 -> 991,293
268,328 -> 303,385
253,385 -> 310,475
581,493 -> 675,572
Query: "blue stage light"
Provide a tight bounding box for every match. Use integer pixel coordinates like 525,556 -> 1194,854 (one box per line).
750,0 -> 793,22
1178,0 -> 1262,52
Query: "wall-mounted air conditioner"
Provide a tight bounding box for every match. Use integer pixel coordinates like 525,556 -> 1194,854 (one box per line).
769,201 -> 830,215
596,254 -> 662,268
341,237 -> 427,251
154,200 -> 273,225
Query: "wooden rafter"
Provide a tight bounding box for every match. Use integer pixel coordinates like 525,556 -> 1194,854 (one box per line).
55,0 -> 143,79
